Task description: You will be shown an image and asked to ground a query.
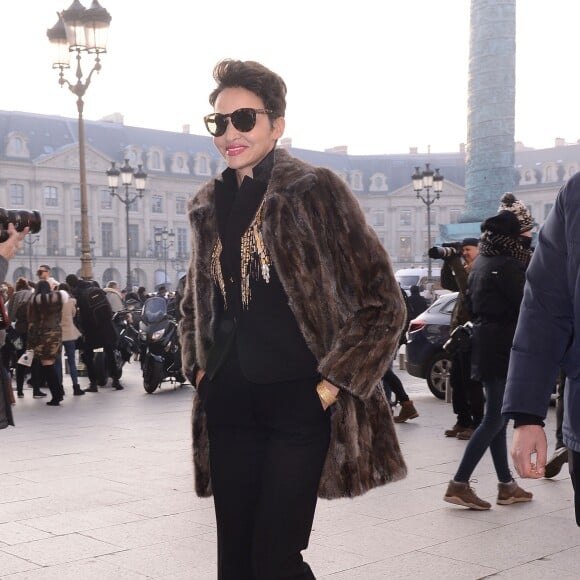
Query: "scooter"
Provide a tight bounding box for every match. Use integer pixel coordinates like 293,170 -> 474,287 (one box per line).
94,309 -> 140,386
139,296 -> 185,394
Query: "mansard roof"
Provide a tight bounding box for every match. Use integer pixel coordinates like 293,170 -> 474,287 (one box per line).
2,109 -> 580,193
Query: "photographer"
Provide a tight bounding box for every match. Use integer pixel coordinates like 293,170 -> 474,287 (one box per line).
430,238 -> 484,440
0,224 -> 30,429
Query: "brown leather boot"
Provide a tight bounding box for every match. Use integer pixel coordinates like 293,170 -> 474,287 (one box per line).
394,400 -> 419,423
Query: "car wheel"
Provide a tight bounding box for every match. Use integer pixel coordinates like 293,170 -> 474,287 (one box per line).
426,352 -> 452,400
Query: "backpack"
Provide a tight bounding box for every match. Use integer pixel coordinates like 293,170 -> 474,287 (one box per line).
78,285 -> 117,348
84,286 -> 113,328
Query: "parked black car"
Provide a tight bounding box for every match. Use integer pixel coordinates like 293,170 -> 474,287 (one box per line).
405,292 -> 457,399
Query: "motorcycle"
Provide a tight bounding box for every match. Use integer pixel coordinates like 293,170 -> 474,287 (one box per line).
94,309 -> 140,386
139,296 -> 185,394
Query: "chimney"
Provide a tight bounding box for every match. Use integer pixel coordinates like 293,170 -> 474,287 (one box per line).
459,143 -> 466,155
324,145 -> 348,155
182,124 -> 190,134
409,146 -> 418,155
279,137 -> 292,149
555,137 -> 565,147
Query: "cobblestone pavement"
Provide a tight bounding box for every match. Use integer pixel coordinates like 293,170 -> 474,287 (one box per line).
0,358 -> 577,579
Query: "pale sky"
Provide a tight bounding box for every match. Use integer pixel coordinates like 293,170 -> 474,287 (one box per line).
0,1 -> 578,155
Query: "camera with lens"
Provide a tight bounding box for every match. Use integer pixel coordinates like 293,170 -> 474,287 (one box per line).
0,209 -> 42,243
428,241 -> 462,260
443,321 -> 473,356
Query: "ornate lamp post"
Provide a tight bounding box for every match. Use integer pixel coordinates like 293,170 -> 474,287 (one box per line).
47,0 -> 112,280
154,227 -> 175,288
106,159 -> 147,291
89,237 -> 96,265
23,234 -> 41,278
412,163 -> 444,282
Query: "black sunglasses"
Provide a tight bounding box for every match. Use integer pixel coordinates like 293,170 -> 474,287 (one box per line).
203,108 -> 273,137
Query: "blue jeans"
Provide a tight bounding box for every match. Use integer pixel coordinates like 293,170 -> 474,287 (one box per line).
57,341 -> 79,387
454,376 -> 512,483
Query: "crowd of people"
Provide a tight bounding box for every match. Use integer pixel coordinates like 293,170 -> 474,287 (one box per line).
2,57 -> 578,580
0,265 -> 182,408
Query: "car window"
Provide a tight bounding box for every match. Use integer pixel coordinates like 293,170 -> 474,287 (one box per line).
441,299 -> 456,314
396,275 -> 419,287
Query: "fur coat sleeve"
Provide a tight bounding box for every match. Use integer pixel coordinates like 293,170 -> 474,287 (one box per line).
263,159 -> 406,398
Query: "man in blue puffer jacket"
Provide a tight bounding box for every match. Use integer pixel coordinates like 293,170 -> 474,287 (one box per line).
503,172 -> 580,525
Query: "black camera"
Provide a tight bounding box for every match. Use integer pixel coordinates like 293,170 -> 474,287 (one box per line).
443,322 -> 473,356
428,242 -> 462,260
0,209 -> 41,243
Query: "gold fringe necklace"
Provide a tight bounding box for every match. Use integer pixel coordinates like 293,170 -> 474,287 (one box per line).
210,196 -> 272,309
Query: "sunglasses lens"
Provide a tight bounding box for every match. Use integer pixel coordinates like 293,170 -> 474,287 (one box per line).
231,108 -> 257,132
204,114 -> 227,137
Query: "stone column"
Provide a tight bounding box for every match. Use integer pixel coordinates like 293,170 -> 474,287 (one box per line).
462,0 -> 516,223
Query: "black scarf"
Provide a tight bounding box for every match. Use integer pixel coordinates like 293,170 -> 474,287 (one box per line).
479,231 -> 532,266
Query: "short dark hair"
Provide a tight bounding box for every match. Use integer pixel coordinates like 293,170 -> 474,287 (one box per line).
15,277 -> 29,291
209,59 -> 287,120
39,264 -> 51,271
65,274 -> 79,288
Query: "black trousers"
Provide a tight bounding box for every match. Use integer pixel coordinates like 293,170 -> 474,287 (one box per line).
450,349 -> 485,428
202,350 -> 330,580
569,450 -> 580,526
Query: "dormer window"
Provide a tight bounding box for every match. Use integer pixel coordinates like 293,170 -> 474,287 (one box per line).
194,153 -> 212,176
5,132 -> 30,158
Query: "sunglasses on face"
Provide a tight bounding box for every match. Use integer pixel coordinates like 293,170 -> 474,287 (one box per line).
203,108 -> 273,137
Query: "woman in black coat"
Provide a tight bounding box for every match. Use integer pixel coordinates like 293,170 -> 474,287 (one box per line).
444,209 -> 533,510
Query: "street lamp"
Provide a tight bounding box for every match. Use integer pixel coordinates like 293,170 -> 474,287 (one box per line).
23,235 -> 41,278
154,227 -> 175,288
47,0 -> 112,281
412,163 -> 444,281
106,159 -> 147,291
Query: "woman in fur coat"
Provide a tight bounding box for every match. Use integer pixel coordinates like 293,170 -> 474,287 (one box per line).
180,59 -> 407,580
27,280 -> 64,406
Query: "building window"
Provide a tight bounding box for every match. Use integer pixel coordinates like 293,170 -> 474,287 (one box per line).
6,133 -> 29,158
369,173 -> 388,192
176,196 -> 187,215
44,186 -> 58,207
544,203 -> 554,219
129,224 -> 139,257
151,151 -> 161,170
399,210 -> 411,226
74,221 -> 81,256
9,184 -> 24,205
72,186 -> 81,210
399,236 -> 412,259
151,195 -> 163,214
194,154 -> 211,176
129,198 -> 140,213
176,227 -> 188,258
449,209 -> 461,224
47,220 -> 59,255
372,210 -> 385,227
100,188 -> 112,210
102,222 -> 113,256
351,171 -> 363,191
425,209 -> 436,225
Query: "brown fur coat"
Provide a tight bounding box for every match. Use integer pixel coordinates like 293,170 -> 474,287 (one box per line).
180,148 -> 407,499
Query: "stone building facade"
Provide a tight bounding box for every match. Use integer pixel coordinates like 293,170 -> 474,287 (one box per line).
0,110 -> 576,288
